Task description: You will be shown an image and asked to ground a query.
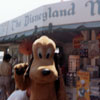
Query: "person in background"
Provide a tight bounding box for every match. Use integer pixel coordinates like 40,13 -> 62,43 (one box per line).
0,53 -> 12,100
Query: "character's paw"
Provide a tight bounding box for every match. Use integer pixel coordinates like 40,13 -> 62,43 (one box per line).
14,63 -> 28,75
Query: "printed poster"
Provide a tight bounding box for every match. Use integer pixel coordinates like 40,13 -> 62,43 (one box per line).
77,71 -> 90,100
88,40 -> 99,59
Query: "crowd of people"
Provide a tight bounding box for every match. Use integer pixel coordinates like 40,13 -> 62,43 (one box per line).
0,53 -> 30,100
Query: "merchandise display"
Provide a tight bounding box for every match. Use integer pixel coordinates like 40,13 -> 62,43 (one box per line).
65,35 -> 100,100
66,72 -> 77,87
68,55 -> 80,72
76,71 -> 90,100
90,79 -> 100,100
85,65 -> 99,79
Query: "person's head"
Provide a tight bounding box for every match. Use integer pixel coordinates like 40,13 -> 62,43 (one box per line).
3,54 -> 12,62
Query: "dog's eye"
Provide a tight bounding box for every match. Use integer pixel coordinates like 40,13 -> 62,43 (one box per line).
39,53 -> 42,59
46,53 -> 50,59
46,48 -> 52,59
37,48 -> 42,59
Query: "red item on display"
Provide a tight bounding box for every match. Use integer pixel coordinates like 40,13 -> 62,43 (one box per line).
97,33 -> 100,48
73,34 -> 84,48
19,39 -> 33,55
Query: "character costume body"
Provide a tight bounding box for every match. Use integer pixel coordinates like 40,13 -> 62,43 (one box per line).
14,36 -> 67,100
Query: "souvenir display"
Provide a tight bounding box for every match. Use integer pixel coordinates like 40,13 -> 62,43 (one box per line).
80,48 -> 88,58
66,72 -> 77,87
88,40 -> 99,59
80,41 -> 88,58
73,34 -> 84,48
85,65 -> 99,79
90,79 -> 100,100
96,33 -> 100,48
68,55 -> 80,72
76,71 -> 90,100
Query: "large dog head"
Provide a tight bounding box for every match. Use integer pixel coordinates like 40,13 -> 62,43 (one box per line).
29,36 -> 58,84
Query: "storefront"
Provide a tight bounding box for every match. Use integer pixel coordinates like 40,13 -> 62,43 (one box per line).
0,0 -> 100,100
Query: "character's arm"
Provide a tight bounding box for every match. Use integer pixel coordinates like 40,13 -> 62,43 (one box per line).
14,63 -> 30,90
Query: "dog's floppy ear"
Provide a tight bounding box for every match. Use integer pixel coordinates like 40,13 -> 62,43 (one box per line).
24,56 -> 34,78
57,67 -> 67,100
54,53 -> 60,93
54,52 -> 67,100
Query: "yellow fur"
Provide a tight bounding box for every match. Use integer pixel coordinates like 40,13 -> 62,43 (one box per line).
14,36 -> 67,100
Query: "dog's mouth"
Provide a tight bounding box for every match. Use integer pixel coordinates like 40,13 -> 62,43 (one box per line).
32,69 -> 58,84
34,76 -> 58,84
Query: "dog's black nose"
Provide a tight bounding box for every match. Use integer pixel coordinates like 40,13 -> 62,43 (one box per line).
42,69 -> 51,76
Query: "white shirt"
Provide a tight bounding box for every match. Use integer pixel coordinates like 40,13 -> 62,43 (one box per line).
7,90 -> 29,100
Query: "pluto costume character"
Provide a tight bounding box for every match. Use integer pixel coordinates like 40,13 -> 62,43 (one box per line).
14,36 -> 67,100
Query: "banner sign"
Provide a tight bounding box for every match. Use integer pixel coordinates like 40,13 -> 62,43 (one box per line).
0,0 -> 100,36
77,71 -> 90,100
0,22 -> 8,36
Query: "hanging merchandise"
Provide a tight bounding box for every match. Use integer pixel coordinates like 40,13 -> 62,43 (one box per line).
85,65 -> 99,79
68,55 -> 80,72
73,34 -> 84,48
90,79 -> 100,100
66,72 -> 77,87
19,39 -> 33,55
88,40 -> 99,59
96,33 -> 100,48
80,48 -> 88,58
80,41 -> 88,58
